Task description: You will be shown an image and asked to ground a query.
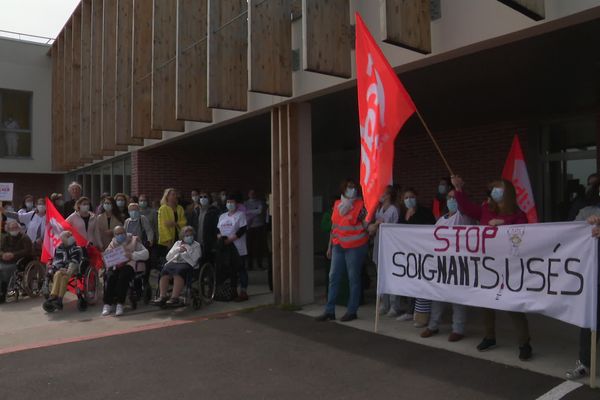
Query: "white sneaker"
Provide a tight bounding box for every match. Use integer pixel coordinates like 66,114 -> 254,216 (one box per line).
386,309 -> 399,318
396,313 -> 414,322
115,304 -> 125,317
566,360 -> 589,380
101,304 -> 114,316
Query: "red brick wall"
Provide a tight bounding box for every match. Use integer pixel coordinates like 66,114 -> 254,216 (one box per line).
0,172 -> 63,206
394,120 -> 528,207
131,144 -> 271,203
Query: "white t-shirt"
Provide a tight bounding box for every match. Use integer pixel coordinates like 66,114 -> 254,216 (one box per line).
435,211 -> 475,227
372,204 -> 399,264
217,210 -> 248,256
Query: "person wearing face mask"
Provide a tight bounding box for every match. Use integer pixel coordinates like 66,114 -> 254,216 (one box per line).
42,230 -> 83,312
316,180 -> 369,323
157,188 -> 188,259
186,189 -> 200,221
217,195 -> 249,302
1,198 -> 47,255
152,226 -> 201,307
452,174 -> 532,360
124,203 -> 154,247
432,177 -> 452,220
66,197 -> 102,248
190,191 -> 220,263
18,194 -> 35,216
102,226 -> 149,316
95,196 -> 124,250
114,193 -> 130,222
421,188 -> 475,342
50,193 -> 67,218
368,186 -> 401,318
396,188 -> 435,326
0,220 -> 33,303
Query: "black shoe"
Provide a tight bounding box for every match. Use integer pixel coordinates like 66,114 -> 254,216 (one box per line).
53,299 -> 63,311
519,343 -> 533,361
477,337 -> 497,352
151,297 -> 167,306
340,313 -> 357,322
42,299 -> 56,313
315,313 -> 335,322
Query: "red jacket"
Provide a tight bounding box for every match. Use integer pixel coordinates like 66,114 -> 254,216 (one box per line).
455,190 -> 527,226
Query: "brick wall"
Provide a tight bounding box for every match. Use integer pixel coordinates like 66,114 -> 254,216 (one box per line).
0,172 -> 63,206
131,144 -> 271,203
393,119 -> 528,207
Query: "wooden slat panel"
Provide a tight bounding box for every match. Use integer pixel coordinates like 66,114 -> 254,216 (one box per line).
152,0 -> 185,131
81,0 -> 93,161
302,0 -> 351,78
176,0 -> 212,122
90,0 -> 105,156
71,8 -> 83,168
248,0 -> 292,97
270,108 -> 281,304
116,0 -> 143,146
207,0 -> 248,111
497,0 -> 545,21
381,0 -> 431,54
64,21 -> 73,169
133,0 -> 161,139
52,39 -> 64,171
102,0 -> 125,152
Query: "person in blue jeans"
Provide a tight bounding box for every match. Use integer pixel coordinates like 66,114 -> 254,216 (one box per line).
316,180 -> 369,322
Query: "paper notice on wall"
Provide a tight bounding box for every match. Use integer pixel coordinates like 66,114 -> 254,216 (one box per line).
0,183 -> 14,202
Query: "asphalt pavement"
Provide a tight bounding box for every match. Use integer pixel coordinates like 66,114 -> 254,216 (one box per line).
1,307 -> 597,400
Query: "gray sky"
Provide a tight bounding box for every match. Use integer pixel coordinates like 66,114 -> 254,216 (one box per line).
0,0 -> 79,39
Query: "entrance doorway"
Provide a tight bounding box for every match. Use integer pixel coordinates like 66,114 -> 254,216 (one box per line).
542,116 -> 597,221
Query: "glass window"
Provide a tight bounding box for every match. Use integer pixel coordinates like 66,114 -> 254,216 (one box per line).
124,157 -> 132,196
112,160 -> 124,195
0,88 -> 32,158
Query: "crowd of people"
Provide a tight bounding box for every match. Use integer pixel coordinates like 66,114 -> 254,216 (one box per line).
0,174 -> 599,381
315,173 -> 600,381
0,182 -> 271,315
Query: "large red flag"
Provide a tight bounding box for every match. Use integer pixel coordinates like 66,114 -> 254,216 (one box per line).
41,198 -> 103,269
355,13 -> 416,219
502,135 -> 538,223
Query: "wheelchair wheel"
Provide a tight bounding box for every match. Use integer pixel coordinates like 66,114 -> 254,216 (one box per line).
198,263 -> 216,304
24,261 -> 46,297
84,267 -> 100,305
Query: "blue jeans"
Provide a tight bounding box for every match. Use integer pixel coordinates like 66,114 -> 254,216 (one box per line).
325,244 -> 367,315
239,256 -> 248,291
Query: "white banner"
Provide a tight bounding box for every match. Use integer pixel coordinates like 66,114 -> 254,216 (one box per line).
378,222 -> 598,329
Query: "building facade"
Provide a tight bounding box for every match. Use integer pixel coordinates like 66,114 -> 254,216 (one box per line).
11,0 -> 600,304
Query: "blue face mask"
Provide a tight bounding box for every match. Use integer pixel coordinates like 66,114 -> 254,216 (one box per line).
438,185 -> 448,195
129,210 -> 140,220
404,197 -> 417,209
491,187 -> 504,203
115,234 -> 127,244
103,203 -> 112,212
116,200 -> 125,208
184,235 -> 194,245
345,188 -> 356,199
226,202 -> 236,212
446,198 -> 458,213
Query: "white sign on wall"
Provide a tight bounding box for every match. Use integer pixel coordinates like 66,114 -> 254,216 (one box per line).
0,183 -> 14,202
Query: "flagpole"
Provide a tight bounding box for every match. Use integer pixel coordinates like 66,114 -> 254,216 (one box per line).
414,109 -> 454,176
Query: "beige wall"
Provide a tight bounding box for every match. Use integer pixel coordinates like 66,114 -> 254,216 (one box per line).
0,37 -> 52,173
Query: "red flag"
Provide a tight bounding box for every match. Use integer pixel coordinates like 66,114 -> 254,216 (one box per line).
502,135 -> 538,223
41,198 -> 103,269
355,13 -> 416,219
432,198 -> 442,219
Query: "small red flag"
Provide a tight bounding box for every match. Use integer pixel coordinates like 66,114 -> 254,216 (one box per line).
355,13 -> 416,220
501,135 -> 538,223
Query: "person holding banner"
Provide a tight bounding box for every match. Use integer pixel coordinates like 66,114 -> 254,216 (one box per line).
368,185 -> 402,317
65,197 -> 101,248
421,188 -> 474,342
397,188 -> 435,326
102,226 -> 149,317
316,180 -> 369,323
565,213 -> 600,379
452,175 -> 532,360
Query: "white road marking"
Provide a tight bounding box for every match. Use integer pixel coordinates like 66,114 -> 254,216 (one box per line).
535,381 -> 583,400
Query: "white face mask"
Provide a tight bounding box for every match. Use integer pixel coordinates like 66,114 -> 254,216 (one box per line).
37,204 -> 46,213
345,188 -> 356,199
199,197 -> 210,207
79,204 -> 90,213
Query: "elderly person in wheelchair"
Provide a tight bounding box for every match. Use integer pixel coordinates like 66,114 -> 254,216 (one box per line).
0,220 -> 33,303
151,226 -> 201,307
102,226 -> 149,316
42,230 -> 83,312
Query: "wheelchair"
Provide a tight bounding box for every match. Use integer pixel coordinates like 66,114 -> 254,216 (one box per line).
4,257 -> 46,302
154,258 -> 216,310
101,261 -> 153,310
42,247 -> 101,311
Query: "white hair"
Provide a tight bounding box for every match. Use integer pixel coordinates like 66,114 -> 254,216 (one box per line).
68,181 -> 82,191
60,230 -> 72,239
